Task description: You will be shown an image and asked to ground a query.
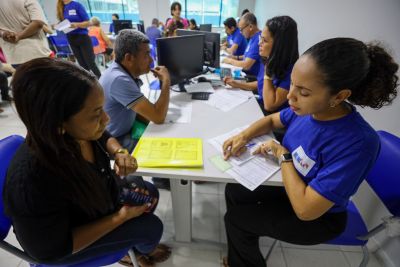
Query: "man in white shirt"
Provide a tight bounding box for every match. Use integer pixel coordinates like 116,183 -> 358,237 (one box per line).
0,0 -> 51,65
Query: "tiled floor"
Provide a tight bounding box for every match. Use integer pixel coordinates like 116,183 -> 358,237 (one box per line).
0,74 -> 384,266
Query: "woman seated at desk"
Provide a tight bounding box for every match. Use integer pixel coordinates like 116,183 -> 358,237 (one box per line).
3,58 -> 171,267
224,16 -> 298,114
222,37 -> 399,267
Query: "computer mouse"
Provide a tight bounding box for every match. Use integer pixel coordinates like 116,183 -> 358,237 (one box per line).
197,76 -> 211,83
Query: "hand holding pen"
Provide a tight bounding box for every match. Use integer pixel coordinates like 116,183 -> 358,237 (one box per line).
252,139 -> 288,159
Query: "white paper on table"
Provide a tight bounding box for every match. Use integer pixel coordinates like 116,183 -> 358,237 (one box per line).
54,19 -> 74,33
164,101 -> 192,124
226,155 -> 280,191
220,62 -> 243,72
206,88 -> 252,112
208,126 -> 274,166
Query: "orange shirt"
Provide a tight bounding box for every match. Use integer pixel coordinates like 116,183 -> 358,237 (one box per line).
88,26 -> 106,54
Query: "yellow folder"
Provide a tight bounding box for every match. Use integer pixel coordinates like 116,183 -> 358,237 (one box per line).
132,137 -> 203,168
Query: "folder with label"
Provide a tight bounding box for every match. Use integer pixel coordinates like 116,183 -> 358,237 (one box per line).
132,137 -> 203,168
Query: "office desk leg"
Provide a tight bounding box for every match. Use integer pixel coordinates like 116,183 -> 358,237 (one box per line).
170,179 -> 192,242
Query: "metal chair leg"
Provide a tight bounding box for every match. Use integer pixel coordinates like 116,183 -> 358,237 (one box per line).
128,248 -> 140,267
359,245 -> 369,267
264,239 -> 278,261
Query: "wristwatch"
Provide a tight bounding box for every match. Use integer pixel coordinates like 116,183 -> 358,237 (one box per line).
279,153 -> 293,166
114,148 -> 129,156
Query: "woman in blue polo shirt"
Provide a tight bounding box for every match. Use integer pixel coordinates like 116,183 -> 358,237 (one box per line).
224,16 -> 298,115
222,17 -> 247,57
57,0 -> 101,78
222,38 -> 399,267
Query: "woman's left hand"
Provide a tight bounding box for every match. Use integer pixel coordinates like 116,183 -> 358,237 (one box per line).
114,154 -> 138,176
253,139 -> 289,159
70,22 -> 78,28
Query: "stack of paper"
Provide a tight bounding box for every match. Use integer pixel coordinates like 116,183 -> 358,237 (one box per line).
133,137 -> 203,168
54,19 -> 74,34
206,88 -> 253,112
208,126 -> 280,191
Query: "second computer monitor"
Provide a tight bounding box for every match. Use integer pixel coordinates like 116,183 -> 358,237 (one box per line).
199,24 -> 212,32
114,20 -> 133,34
176,29 -> 220,68
157,35 -> 205,89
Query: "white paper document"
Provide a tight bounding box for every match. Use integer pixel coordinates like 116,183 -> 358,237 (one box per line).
54,19 -> 74,33
165,101 -> 192,124
206,88 -> 253,112
209,126 -> 280,191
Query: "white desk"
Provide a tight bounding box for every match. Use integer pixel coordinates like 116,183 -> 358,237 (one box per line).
136,90 -> 283,242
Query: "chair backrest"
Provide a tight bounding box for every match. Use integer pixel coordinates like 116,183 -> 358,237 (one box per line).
90,36 -> 99,47
48,32 -> 73,56
366,131 -> 400,217
0,135 -> 24,240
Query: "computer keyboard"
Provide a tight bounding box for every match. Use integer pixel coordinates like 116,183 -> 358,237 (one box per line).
191,92 -> 211,100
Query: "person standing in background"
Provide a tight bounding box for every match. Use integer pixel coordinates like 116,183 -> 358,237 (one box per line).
0,0 -> 52,66
56,0 -> 101,78
145,18 -> 162,48
166,2 -> 189,30
109,13 -> 119,34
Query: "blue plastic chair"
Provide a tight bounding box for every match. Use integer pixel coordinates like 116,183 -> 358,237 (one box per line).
90,36 -> 106,67
0,135 -> 139,267
48,31 -> 73,58
266,131 -> 400,267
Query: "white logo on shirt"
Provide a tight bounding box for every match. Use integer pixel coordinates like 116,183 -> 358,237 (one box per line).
69,9 -> 77,16
229,39 -> 233,45
292,146 -> 316,176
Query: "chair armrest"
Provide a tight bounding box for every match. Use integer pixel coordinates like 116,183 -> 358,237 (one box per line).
0,240 -> 38,264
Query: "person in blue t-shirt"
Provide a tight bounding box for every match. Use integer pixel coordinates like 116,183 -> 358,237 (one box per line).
109,13 -> 119,34
224,16 -> 299,114
221,17 -> 247,57
221,38 -> 399,267
56,0 -> 101,78
222,13 -> 261,76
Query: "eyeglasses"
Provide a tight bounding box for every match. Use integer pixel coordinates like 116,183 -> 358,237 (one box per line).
259,35 -> 268,44
239,24 -> 250,32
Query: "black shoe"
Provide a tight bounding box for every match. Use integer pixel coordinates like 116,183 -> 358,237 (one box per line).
1,95 -> 13,102
152,178 -> 171,190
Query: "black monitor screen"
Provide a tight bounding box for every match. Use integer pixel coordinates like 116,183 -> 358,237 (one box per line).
199,24 -> 212,32
136,23 -> 145,33
176,29 -> 220,68
157,35 -> 205,86
114,20 -> 133,34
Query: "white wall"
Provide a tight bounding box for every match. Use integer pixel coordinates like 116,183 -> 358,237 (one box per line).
254,0 -> 400,136
137,0 -> 170,30
40,0 -> 57,24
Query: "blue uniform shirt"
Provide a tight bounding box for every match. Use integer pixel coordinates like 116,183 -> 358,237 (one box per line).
257,64 -> 293,111
109,23 -> 114,34
243,31 -> 261,76
227,28 -> 247,56
63,1 -> 89,35
100,62 -> 144,138
280,106 -> 380,213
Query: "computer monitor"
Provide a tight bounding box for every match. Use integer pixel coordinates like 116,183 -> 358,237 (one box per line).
176,29 -> 220,68
114,20 -> 133,34
136,23 -> 145,34
157,35 -> 205,91
199,24 -> 212,32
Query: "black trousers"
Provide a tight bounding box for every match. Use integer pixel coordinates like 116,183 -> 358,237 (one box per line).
0,71 -> 9,99
67,34 -> 101,78
224,184 -> 347,267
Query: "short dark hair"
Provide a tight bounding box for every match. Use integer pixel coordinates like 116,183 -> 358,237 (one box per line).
114,30 -> 150,63
171,1 -> 182,16
304,38 -> 399,109
241,9 -> 250,16
112,13 -> 119,19
11,58 -> 113,217
265,16 -> 299,80
241,12 -> 257,26
189,18 -> 197,27
223,17 -> 237,29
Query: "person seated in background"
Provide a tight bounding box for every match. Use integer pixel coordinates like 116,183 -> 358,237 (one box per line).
224,16 -> 299,115
89,16 -> 114,62
146,18 -> 162,48
189,19 -> 200,31
166,2 -> 189,31
4,58 -> 171,267
223,13 -> 261,77
109,13 -> 119,34
221,17 -> 247,57
100,30 -> 171,190
221,37 -> 399,267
